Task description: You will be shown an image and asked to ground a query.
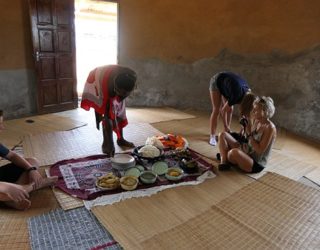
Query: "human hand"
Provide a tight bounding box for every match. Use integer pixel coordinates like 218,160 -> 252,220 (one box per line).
222,103 -> 232,114
239,117 -> 248,127
28,170 -> 43,189
2,183 -> 29,202
224,127 -> 231,133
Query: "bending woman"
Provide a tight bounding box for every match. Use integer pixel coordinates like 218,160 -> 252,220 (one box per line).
209,72 -> 250,146
218,96 -> 276,173
81,65 -> 137,157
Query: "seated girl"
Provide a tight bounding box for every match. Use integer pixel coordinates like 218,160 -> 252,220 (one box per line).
218,96 -> 277,173
0,110 -> 58,210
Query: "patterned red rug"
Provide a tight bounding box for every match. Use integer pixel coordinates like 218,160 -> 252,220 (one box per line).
50,149 -> 213,200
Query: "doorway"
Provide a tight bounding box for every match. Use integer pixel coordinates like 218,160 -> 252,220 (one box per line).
74,0 -> 118,96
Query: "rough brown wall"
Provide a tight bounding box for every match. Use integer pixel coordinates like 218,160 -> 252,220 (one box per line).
0,0 -> 36,119
0,0 -> 319,141
0,0 -> 33,69
119,0 -> 320,142
119,0 -> 320,63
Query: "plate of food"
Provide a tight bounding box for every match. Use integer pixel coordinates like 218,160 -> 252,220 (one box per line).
151,161 -> 168,175
133,145 -> 164,161
155,134 -> 188,150
165,167 -> 184,181
179,158 -> 199,174
96,173 -> 120,190
120,176 -> 139,191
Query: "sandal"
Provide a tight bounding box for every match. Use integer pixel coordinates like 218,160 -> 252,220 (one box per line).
216,153 -> 221,161
218,163 -> 231,171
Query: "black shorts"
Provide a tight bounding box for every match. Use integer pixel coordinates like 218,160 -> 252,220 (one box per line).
251,161 -> 264,173
0,163 -> 25,183
230,132 -> 247,144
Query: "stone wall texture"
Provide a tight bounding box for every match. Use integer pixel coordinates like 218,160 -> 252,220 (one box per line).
0,0 -> 319,142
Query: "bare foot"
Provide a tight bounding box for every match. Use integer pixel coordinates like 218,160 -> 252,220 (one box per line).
117,138 -> 135,148
102,139 -> 115,157
34,176 -> 58,191
4,199 -> 31,210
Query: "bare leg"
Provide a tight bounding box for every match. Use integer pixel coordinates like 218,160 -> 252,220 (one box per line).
218,132 -> 240,164
227,148 -> 254,172
32,176 -> 58,190
226,105 -> 233,131
3,158 -> 58,210
116,127 -> 135,148
15,158 -> 40,185
221,97 -> 233,132
15,157 -> 58,189
209,90 -> 222,145
102,118 -> 115,157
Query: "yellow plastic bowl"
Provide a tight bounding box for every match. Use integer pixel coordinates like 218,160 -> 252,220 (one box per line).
120,176 -> 138,191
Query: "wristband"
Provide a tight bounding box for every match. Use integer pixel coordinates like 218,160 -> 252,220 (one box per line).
26,166 -> 37,172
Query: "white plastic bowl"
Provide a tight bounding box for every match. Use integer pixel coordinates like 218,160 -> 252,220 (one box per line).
111,154 -> 136,170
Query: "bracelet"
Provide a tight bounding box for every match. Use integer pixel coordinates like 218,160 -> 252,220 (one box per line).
26,166 -> 37,172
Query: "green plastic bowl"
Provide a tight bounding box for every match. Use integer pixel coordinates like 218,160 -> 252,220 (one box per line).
140,171 -> 157,184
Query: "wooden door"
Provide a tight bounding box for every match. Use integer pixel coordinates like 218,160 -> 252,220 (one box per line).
28,0 -> 78,114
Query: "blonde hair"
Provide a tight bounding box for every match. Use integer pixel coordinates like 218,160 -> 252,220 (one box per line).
255,96 -> 275,118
